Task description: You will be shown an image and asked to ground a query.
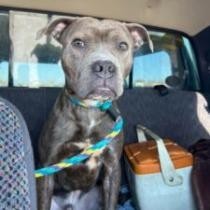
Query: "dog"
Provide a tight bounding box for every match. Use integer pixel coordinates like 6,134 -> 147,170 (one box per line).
37,16 -> 152,210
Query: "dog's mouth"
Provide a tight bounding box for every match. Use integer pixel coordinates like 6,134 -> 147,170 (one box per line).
87,87 -> 116,100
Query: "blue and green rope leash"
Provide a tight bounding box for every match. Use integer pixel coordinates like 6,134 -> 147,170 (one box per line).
35,96 -> 123,178
69,96 -> 113,111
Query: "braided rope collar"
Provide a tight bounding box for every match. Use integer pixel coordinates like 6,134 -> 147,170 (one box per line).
35,97 -> 123,178
69,96 -> 112,111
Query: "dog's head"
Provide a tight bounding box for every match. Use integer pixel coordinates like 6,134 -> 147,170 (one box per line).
40,17 -> 152,100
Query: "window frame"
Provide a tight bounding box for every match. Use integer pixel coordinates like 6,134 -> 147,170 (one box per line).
0,6 -> 202,90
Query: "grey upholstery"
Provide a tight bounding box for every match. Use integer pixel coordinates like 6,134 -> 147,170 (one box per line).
0,97 -> 37,210
118,88 -> 210,148
0,87 -> 210,159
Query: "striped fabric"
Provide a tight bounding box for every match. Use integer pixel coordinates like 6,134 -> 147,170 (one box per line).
69,96 -> 112,111
0,99 -> 32,210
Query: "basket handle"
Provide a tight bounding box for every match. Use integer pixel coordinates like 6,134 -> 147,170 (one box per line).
136,125 -> 183,186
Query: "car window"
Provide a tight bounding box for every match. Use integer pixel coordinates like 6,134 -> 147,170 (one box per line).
133,51 -> 171,87
10,11 -> 65,87
132,31 -> 200,90
0,10 -> 200,90
0,12 -> 9,87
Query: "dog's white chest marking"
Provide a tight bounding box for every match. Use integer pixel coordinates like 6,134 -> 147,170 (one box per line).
87,118 -> 97,134
51,187 -> 101,210
89,119 -> 96,130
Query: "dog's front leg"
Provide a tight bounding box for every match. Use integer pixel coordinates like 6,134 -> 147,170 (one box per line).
103,159 -> 121,210
37,175 -> 54,210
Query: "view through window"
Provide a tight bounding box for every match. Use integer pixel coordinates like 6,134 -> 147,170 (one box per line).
132,31 -> 200,90
0,10 -> 200,90
0,12 -> 9,87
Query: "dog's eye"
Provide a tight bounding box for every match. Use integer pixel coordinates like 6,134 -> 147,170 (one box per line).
118,42 -> 128,51
72,39 -> 85,48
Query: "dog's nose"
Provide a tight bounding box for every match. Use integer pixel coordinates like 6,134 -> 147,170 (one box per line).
91,60 -> 116,79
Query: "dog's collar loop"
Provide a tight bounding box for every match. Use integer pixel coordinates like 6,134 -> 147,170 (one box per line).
69,96 -> 112,111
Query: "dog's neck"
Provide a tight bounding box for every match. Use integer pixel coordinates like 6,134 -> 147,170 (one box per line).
64,88 -> 112,111
62,89 -> 112,136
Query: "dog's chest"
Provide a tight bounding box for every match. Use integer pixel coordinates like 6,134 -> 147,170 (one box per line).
55,148 -> 102,191
52,108 -> 112,191
54,123 -> 108,191
77,110 -> 101,136
87,119 -> 97,134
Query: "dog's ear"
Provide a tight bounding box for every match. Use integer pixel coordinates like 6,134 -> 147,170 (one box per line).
125,23 -> 153,52
37,17 -> 77,44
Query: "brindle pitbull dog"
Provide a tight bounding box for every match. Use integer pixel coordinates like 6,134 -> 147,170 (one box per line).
37,17 -> 152,210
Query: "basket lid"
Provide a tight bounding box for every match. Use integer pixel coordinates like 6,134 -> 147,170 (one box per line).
124,139 -> 193,175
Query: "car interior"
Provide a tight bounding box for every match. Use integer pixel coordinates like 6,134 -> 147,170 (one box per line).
0,0 -> 210,210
